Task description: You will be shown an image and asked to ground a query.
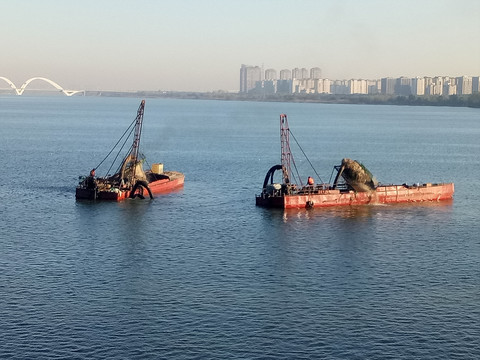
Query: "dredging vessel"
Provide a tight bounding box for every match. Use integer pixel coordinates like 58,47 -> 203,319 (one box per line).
76,100 -> 184,201
255,114 -> 454,209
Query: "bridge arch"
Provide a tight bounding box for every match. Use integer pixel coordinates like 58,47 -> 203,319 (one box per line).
0,76 -> 82,96
0,77 -> 20,94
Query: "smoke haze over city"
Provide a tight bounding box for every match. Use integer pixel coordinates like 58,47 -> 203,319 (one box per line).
1,0 -> 479,92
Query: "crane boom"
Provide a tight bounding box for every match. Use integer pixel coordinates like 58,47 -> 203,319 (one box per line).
130,100 -> 145,179
280,114 -> 293,184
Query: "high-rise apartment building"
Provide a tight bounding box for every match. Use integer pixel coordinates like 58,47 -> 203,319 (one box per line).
310,67 -> 322,80
332,80 -> 348,95
301,68 -> 309,79
381,78 -> 396,95
240,64 -> 261,93
292,78 -> 317,93
276,80 -> 292,94
314,79 -> 331,94
292,68 -> 309,80
425,77 -> 444,95
291,68 -> 301,79
265,69 -> 277,80
366,80 -> 381,94
472,77 -> 480,93
411,77 -> 425,95
456,76 -> 473,95
348,79 -> 368,94
279,69 -> 291,80
424,77 -> 434,95
432,77 -> 444,95
443,77 -> 457,95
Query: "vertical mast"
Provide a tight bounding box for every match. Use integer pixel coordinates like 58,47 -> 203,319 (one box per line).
280,114 -> 292,184
131,100 -> 145,179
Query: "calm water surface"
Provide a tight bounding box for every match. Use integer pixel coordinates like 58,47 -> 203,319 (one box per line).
0,96 -> 479,359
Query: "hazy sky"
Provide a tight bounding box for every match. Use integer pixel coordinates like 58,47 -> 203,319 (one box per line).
1,0 -> 479,92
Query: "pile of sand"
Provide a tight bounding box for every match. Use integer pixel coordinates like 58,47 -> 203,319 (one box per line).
341,158 -> 378,192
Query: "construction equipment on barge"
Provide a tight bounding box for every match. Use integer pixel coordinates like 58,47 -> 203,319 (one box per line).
76,100 -> 184,201
255,114 -> 454,209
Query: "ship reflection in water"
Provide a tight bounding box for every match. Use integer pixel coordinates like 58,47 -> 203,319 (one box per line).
279,199 -> 454,223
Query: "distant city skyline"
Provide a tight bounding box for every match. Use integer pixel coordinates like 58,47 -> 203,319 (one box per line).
1,1 -> 479,92
240,64 -> 480,96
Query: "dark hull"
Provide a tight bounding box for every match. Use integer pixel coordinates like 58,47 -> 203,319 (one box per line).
75,171 -> 184,201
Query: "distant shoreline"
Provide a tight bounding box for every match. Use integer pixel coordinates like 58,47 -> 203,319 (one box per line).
87,90 -> 480,108
2,90 -> 479,108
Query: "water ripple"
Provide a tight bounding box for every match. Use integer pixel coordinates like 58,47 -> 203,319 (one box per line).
1,98 -> 480,359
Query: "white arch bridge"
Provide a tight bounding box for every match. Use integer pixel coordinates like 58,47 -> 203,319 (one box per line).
0,77 -> 83,96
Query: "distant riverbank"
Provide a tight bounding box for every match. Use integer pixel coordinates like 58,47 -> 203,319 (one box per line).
2,89 -> 479,108
85,90 -> 480,108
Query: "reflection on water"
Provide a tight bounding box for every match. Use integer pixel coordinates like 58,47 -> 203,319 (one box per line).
279,199 -> 454,223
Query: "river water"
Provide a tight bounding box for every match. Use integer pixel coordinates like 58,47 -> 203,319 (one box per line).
0,96 -> 479,359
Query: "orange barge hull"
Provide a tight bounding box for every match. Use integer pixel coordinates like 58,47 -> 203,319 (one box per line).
75,171 -> 184,201
256,183 -> 454,209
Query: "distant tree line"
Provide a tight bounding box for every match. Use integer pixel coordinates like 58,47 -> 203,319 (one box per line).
231,92 -> 480,108
89,90 -> 480,108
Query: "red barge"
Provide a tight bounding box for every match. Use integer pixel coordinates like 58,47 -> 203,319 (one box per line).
76,100 -> 184,201
256,114 -> 454,209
